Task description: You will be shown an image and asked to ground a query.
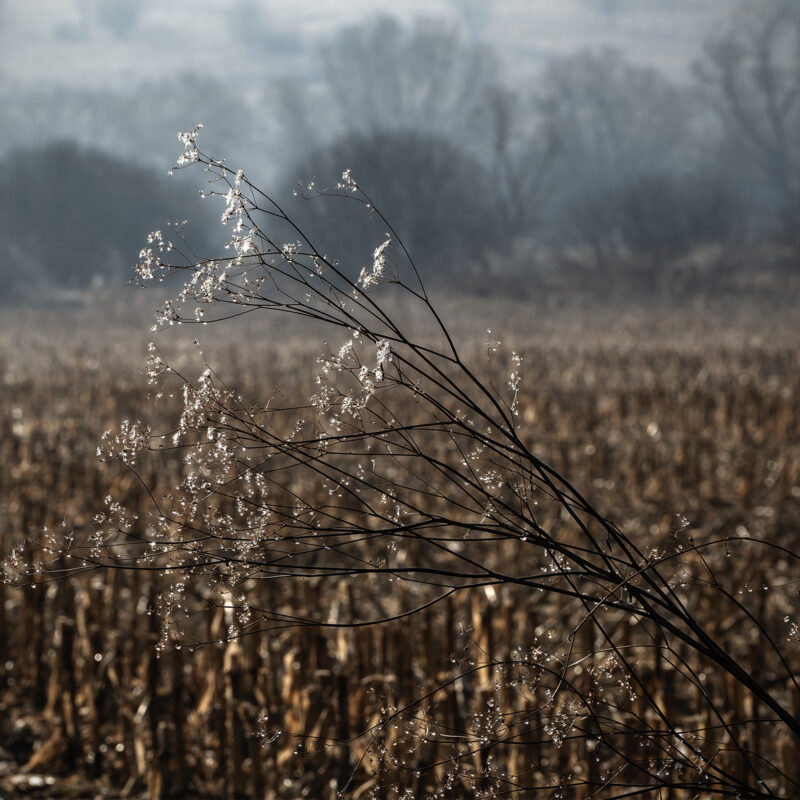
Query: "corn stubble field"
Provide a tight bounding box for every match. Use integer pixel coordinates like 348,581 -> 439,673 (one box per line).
1,297 -> 799,799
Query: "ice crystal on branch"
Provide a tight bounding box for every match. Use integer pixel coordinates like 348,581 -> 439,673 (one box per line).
337,168 -> 358,192
358,234 -> 391,289
175,123 -> 203,166
98,419 -> 151,466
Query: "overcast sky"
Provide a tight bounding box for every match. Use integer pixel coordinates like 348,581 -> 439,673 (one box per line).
0,0 -> 739,181
1,0 -> 730,90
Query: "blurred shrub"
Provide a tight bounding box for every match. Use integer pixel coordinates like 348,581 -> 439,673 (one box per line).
0,141 -> 217,301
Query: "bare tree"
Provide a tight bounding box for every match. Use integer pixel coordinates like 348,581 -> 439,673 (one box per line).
537,48 -> 727,278
319,15 -> 497,148
477,85 -> 559,245
695,1 -> 800,245
284,128 -> 501,275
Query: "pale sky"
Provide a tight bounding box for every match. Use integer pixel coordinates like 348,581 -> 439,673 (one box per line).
0,0 -> 737,179
0,0 -> 730,90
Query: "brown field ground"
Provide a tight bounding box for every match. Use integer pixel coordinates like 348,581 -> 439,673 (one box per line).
1,294 -> 799,798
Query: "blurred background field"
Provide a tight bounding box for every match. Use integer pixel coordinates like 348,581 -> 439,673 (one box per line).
1,295 -> 798,797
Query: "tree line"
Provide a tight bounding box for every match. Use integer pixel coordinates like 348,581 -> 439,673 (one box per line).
1,2 -> 797,302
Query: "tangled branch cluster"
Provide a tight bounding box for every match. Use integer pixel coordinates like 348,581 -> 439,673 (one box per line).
24,128 -> 800,798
